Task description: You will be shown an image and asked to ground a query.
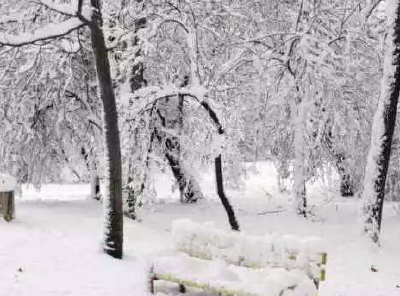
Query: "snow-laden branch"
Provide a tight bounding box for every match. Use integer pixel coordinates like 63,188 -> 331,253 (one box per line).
36,0 -> 80,16
362,0 -> 383,20
0,18 -> 85,47
122,83 -> 208,112
35,0 -> 92,20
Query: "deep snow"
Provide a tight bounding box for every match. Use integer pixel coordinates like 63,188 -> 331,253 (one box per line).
0,162 -> 399,296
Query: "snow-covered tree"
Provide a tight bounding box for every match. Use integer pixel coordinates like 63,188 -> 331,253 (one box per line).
0,0 -> 123,258
361,0 -> 400,243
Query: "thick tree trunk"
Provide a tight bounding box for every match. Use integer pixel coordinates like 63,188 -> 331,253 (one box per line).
89,0 -> 123,259
154,120 -> 203,203
157,93 -> 204,203
164,141 -> 203,203
362,0 -> 400,243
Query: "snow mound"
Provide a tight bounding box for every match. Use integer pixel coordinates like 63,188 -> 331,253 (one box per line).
171,218 -> 326,271
0,174 -> 16,192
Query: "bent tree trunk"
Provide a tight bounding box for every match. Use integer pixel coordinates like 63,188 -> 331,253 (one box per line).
200,101 -> 240,231
215,155 -> 239,230
362,0 -> 400,243
89,0 -> 123,258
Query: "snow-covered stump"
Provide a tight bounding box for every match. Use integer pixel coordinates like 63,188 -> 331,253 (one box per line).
0,174 -> 16,222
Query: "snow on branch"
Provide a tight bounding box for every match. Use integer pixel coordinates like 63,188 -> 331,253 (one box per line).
0,18 -> 85,47
36,0 -> 92,21
123,82 -> 225,137
122,83 -> 208,112
362,0 -> 383,20
35,0 -> 80,16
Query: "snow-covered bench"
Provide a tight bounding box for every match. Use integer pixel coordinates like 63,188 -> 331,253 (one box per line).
0,174 -> 16,222
150,219 -> 327,296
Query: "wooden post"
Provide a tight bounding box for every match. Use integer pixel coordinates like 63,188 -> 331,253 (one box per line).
0,191 -> 15,221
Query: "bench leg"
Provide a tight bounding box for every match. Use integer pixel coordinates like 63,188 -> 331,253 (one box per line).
149,276 -> 157,294
149,265 -> 157,294
313,279 -> 320,289
178,284 -> 186,293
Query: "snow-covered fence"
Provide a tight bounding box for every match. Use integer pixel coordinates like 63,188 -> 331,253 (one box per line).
0,174 -> 16,221
150,219 -> 327,296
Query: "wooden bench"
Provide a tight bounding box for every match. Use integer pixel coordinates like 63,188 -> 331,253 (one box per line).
0,174 -> 16,222
150,219 -> 327,296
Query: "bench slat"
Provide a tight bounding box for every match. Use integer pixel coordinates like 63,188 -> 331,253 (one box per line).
172,219 -> 327,282
153,254 -> 317,296
151,219 -> 327,296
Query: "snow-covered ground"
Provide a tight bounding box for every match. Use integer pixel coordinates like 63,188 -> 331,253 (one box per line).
1,162 -> 399,296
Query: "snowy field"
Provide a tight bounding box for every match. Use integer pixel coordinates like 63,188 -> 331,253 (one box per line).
1,163 -> 399,296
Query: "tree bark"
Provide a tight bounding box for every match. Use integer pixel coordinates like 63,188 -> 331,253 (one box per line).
124,2 -> 147,216
163,140 -> 203,203
90,174 -> 101,200
154,111 -> 203,203
124,176 -> 138,220
82,147 -> 101,200
340,173 -> 354,197
156,92 -> 204,203
89,0 -> 123,258
362,0 -> 400,243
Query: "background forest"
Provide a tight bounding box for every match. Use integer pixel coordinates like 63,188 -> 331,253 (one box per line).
0,0 -> 399,257
2,1 -> 400,296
